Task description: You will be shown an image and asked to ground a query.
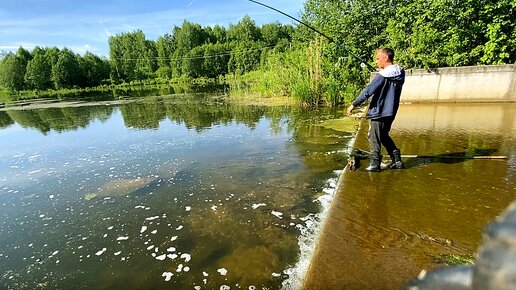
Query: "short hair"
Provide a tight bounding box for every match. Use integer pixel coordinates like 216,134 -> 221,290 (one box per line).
378,48 -> 395,62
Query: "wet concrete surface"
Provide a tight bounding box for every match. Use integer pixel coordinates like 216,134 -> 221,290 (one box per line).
303,103 -> 516,290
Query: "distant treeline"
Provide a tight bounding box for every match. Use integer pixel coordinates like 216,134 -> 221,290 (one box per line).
0,16 -> 293,92
1,0 -> 514,105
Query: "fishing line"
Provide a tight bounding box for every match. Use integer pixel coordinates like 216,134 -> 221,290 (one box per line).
248,0 -> 377,72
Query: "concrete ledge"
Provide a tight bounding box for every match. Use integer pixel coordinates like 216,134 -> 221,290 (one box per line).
401,64 -> 516,103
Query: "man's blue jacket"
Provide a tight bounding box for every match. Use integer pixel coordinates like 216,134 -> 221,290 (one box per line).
352,64 -> 405,120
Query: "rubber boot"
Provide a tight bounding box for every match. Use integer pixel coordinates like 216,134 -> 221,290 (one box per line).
381,153 -> 395,170
365,154 -> 382,172
390,149 -> 404,169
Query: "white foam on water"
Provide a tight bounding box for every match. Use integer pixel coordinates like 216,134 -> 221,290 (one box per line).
162,272 -> 173,282
217,268 -> 227,276
180,253 -> 191,262
95,248 -> 107,256
252,203 -> 266,209
281,169 -> 342,290
271,211 -> 283,219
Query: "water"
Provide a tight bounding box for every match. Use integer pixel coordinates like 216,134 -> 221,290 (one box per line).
303,103 -> 516,289
0,96 -> 352,289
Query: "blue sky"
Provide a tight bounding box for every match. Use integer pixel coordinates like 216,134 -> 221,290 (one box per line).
0,0 -> 305,57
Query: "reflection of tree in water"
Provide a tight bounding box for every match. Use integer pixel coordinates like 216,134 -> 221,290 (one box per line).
119,101 -> 167,129
119,98 -> 290,131
3,97 -> 344,136
0,111 -> 14,129
6,105 -> 115,134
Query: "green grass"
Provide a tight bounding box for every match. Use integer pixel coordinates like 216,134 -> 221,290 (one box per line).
431,253 -> 475,265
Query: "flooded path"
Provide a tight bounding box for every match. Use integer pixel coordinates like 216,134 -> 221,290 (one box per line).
303,103 -> 516,289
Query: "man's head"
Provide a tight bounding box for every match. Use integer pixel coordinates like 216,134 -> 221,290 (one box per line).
376,48 -> 394,69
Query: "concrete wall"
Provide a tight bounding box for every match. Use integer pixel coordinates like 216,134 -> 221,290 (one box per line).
400,64 -> 516,103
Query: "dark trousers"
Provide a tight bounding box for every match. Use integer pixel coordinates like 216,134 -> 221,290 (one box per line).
368,117 -> 398,158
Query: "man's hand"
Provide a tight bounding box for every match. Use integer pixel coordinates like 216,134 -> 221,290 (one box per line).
347,104 -> 354,116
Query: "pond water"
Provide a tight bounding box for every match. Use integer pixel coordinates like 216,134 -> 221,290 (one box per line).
0,95 -> 352,289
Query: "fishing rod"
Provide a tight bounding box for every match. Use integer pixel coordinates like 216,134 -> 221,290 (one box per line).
349,148 -> 508,160
248,0 -> 377,72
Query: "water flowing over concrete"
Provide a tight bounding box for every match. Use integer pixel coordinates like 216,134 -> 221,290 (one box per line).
303,103 -> 516,289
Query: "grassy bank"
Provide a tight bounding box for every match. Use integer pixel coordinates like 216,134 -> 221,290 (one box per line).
0,77 -> 225,104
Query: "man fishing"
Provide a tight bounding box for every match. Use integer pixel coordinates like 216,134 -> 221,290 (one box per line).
347,48 -> 405,172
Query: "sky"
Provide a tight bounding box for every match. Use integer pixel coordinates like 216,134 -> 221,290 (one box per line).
0,0 -> 305,57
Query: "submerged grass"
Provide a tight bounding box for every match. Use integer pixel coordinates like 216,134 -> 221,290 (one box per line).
430,253 -> 475,266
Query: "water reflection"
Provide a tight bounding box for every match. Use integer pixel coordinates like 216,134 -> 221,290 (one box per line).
0,96 -> 349,289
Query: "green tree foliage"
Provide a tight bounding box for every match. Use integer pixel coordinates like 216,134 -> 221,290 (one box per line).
79,52 -> 110,87
2,45 -> 110,92
386,0 -> 516,68
227,15 -> 262,43
262,22 -> 293,47
25,51 -> 52,90
109,30 -> 157,83
228,41 -> 263,74
156,34 -> 174,78
1,2 -> 512,104
0,52 -> 26,91
166,21 -> 212,77
52,48 -> 80,89
212,25 -> 228,43
203,43 -> 231,78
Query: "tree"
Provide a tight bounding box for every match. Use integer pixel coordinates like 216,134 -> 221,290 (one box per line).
52,48 -> 80,89
386,0 -> 516,68
108,30 -> 157,82
16,46 -> 32,71
227,15 -> 262,43
203,43 -> 230,78
261,22 -> 292,47
156,34 -> 174,78
0,53 -> 26,91
182,46 -> 205,78
169,21 -> 210,77
78,52 -> 110,87
212,25 -> 228,43
25,52 -> 52,90
228,41 -> 263,74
